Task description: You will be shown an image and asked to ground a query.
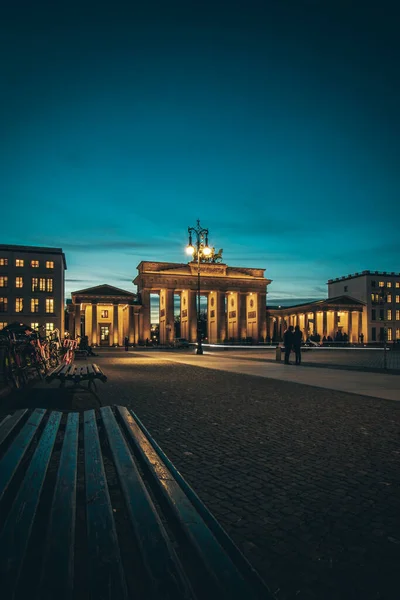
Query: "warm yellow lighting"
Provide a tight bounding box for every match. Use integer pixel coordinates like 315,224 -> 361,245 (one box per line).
186,245 -> 195,255
202,245 -> 211,256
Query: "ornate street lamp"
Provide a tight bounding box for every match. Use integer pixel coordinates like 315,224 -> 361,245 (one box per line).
186,220 -> 211,355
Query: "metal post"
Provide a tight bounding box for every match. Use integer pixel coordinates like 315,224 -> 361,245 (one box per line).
197,243 -> 203,355
187,220 -> 210,355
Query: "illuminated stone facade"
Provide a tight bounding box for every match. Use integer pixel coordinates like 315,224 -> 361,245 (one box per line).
133,261 -> 271,344
69,285 -> 140,346
267,296 -> 366,342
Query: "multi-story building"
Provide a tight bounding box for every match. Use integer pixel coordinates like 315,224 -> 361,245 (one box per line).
0,245 -> 67,337
328,270 -> 400,343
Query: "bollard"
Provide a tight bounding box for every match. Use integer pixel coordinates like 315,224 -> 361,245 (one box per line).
275,346 -> 282,361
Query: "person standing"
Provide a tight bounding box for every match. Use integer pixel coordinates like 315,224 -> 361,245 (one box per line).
124,336 -> 129,351
283,325 -> 294,364
293,325 -> 303,365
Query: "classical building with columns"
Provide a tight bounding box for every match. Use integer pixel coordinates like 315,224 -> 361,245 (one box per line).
133,261 -> 271,344
266,296 -> 366,343
68,285 -> 141,346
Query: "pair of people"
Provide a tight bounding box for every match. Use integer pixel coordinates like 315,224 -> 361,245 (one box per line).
283,325 -> 303,365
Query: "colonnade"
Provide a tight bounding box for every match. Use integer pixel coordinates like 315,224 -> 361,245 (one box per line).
268,309 -> 364,343
68,301 -> 140,346
139,289 -> 267,344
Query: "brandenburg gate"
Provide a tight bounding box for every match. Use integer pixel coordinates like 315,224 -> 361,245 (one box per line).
133,260 -> 271,345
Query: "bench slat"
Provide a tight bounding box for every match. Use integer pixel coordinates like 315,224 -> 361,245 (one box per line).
0,408 -> 46,503
92,363 -> 107,382
119,407 -> 257,599
0,409 -> 28,448
0,411 -> 62,598
84,410 -> 127,599
101,407 -> 193,599
41,412 -> 79,600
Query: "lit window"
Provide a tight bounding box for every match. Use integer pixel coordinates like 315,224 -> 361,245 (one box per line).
0,321 -> 8,329
396,282 -> 400,288
15,298 -> 23,312
16,259 -> 24,267
387,294 -> 392,303
387,282 -> 392,288
46,261 -> 54,269
387,310 -> 392,321
46,298 -> 54,313
31,298 -> 39,313
396,295 -> 400,303
31,322 -> 39,330
387,328 -> 392,341
396,310 -> 400,321
0,276 -> 8,287
0,258 -> 8,266
39,278 -> 46,291
46,322 -> 54,332
47,278 -> 53,292
31,260 -> 39,268
15,276 -> 23,288
396,328 -> 400,340
378,281 -> 385,288
32,277 -> 38,291
0,298 -> 8,312
101,310 -> 109,318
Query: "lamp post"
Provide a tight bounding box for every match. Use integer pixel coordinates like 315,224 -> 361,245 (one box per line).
379,286 -> 388,370
186,220 -> 211,355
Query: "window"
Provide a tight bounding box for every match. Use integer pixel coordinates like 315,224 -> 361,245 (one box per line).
387,310 -> 392,321
371,327 -> 376,341
344,285 -> 348,292
0,298 -> 8,312
378,281 -> 385,287
396,282 -> 400,288
379,309 -> 384,321
31,298 -> 39,313
371,280 -> 376,287
16,259 -> 24,267
396,295 -> 400,303
30,322 -> 39,331
396,310 -> 400,321
15,298 -> 23,312
32,277 -> 38,291
46,298 -> 54,313
396,328 -> 400,340
46,323 -> 54,333
46,278 -> 53,292
0,322 -> 8,330
387,328 -> 393,341
46,261 -> 54,269
101,310 -> 109,318
39,278 -> 46,291
387,282 -> 392,288
387,294 -> 392,303
0,258 -> 8,266
15,276 -> 23,288
371,293 -> 379,303
31,260 -> 39,267
0,276 -> 7,287
371,309 -> 376,320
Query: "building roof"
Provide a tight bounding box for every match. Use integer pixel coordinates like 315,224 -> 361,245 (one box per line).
0,244 -> 67,269
267,295 -> 365,313
71,284 -> 136,297
328,270 -> 400,283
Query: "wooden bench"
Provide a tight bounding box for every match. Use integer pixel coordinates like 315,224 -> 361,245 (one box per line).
0,406 -> 271,600
46,362 -> 107,392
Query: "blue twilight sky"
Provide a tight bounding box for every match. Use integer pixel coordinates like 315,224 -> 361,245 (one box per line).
1,1 -> 399,305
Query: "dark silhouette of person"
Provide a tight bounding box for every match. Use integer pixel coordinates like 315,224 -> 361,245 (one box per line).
293,325 -> 303,365
360,332 -> 364,344
283,325 -> 294,364
124,336 -> 129,351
